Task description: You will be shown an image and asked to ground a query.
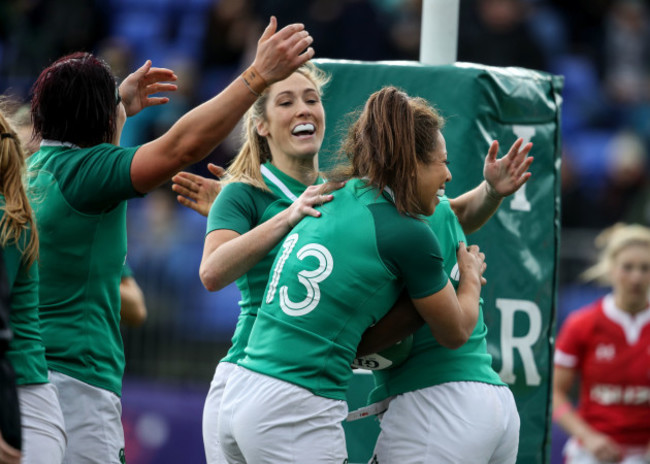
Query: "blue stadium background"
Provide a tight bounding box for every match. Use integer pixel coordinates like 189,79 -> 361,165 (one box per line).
2,0 -> 649,462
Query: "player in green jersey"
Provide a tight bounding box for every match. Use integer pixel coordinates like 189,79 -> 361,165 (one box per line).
27,17 -> 315,464
216,87 -> 487,463
174,62 -> 343,464
0,109 -> 66,463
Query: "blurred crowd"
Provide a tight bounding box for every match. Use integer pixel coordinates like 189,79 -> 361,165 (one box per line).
0,0 -> 649,362
2,0 -> 649,230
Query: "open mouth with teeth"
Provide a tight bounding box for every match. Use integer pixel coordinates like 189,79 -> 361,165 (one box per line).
437,188 -> 445,197
292,123 -> 316,137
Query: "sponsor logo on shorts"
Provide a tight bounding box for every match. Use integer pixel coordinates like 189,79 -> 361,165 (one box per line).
119,448 -> 126,464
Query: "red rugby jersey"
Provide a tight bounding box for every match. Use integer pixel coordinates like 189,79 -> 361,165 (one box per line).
554,294 -> 650,446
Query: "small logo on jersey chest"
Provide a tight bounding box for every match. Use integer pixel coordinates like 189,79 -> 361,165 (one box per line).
595,343 -> 616,361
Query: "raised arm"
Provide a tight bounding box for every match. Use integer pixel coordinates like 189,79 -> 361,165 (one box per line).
450,138 -> 533,234
130,17 -> 315,193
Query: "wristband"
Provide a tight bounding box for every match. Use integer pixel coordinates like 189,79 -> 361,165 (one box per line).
241,66 -> 267,97
552,402 -> 572,422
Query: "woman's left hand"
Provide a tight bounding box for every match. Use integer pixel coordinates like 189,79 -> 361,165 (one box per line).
285,181 -> 346,228
483,138 -> 534,198
119,60 -> 178,117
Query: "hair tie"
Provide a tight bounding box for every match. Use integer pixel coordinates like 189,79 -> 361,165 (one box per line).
0,133 -> 15,140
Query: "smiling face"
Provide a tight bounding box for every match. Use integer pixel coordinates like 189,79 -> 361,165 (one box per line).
415,130 -> 451,216
256,72 -> 325,165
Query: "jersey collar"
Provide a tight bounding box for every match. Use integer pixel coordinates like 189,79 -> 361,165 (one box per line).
261,162 -> 323,203
602,293 -> 650,344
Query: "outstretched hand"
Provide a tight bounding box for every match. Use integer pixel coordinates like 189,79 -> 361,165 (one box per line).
171,163 -> 225,217
483,138 -> 533,198
119,60 -> 178,117
252,16 -> 315,85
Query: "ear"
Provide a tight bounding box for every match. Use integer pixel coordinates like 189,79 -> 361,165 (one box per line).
256,120 -> 269,137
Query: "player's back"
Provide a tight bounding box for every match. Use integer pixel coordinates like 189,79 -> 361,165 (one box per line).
240,178 -> 406,400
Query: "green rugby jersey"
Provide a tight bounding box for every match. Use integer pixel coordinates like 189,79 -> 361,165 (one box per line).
369,196 -> 505,404
239,178 -> 449,400
206,162 -> 323,365
28,142 -> 140,396
2,196 -> 48,385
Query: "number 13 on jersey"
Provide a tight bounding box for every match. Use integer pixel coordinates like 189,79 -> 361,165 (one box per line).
266,233 -> 334,317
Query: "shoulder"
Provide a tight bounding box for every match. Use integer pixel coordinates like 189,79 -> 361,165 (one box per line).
218,182 -> 276,208
222,181 -> 273,197
564,299 -> 603,327
558,298 -> 604,340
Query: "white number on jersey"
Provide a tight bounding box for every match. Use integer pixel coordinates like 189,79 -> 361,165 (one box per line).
266,233 -> 334,317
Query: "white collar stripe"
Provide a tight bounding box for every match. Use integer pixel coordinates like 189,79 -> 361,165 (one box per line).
602,293 -> 650,345
260,165 -> 298,202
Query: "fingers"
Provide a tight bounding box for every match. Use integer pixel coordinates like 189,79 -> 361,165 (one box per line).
176,195 -> 202,214
486,140 -> 499,163
207,163 -> 226,179
133,60 -> 152,78
259,16 -> 279,43
293,46 -> 315,67
142,97 -> 170,107
172,183 -> 197,200
171,171 -> 201,192
511,141 -> 532,167
288,31 -> 315,60
143,67 -> 178,84
506,138 -> 523,160
513,156 -> 534,179
273,21 -> 306,42
145,83 -> 178,95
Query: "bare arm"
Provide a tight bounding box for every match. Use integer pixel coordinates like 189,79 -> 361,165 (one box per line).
200,182 -> 343,291
356,291 -> 424,357
450,138 -> 533,234
130,17 -> 315,193
0,432 -> 20,464
552,365 -> 623,462
120,276 -> 147,327
412,243 -> 485,349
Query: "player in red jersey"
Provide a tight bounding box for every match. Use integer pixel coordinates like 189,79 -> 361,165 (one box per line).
553,224 -> 650,464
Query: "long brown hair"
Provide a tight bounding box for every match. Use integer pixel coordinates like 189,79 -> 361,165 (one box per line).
0,106 -> 38,267
224,62 -> 329,191
335,86 -> 445,216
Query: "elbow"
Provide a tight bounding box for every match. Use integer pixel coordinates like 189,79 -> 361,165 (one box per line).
199,265 -> 225,292
126,309 -> 147,328
433,327 -> 471,350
